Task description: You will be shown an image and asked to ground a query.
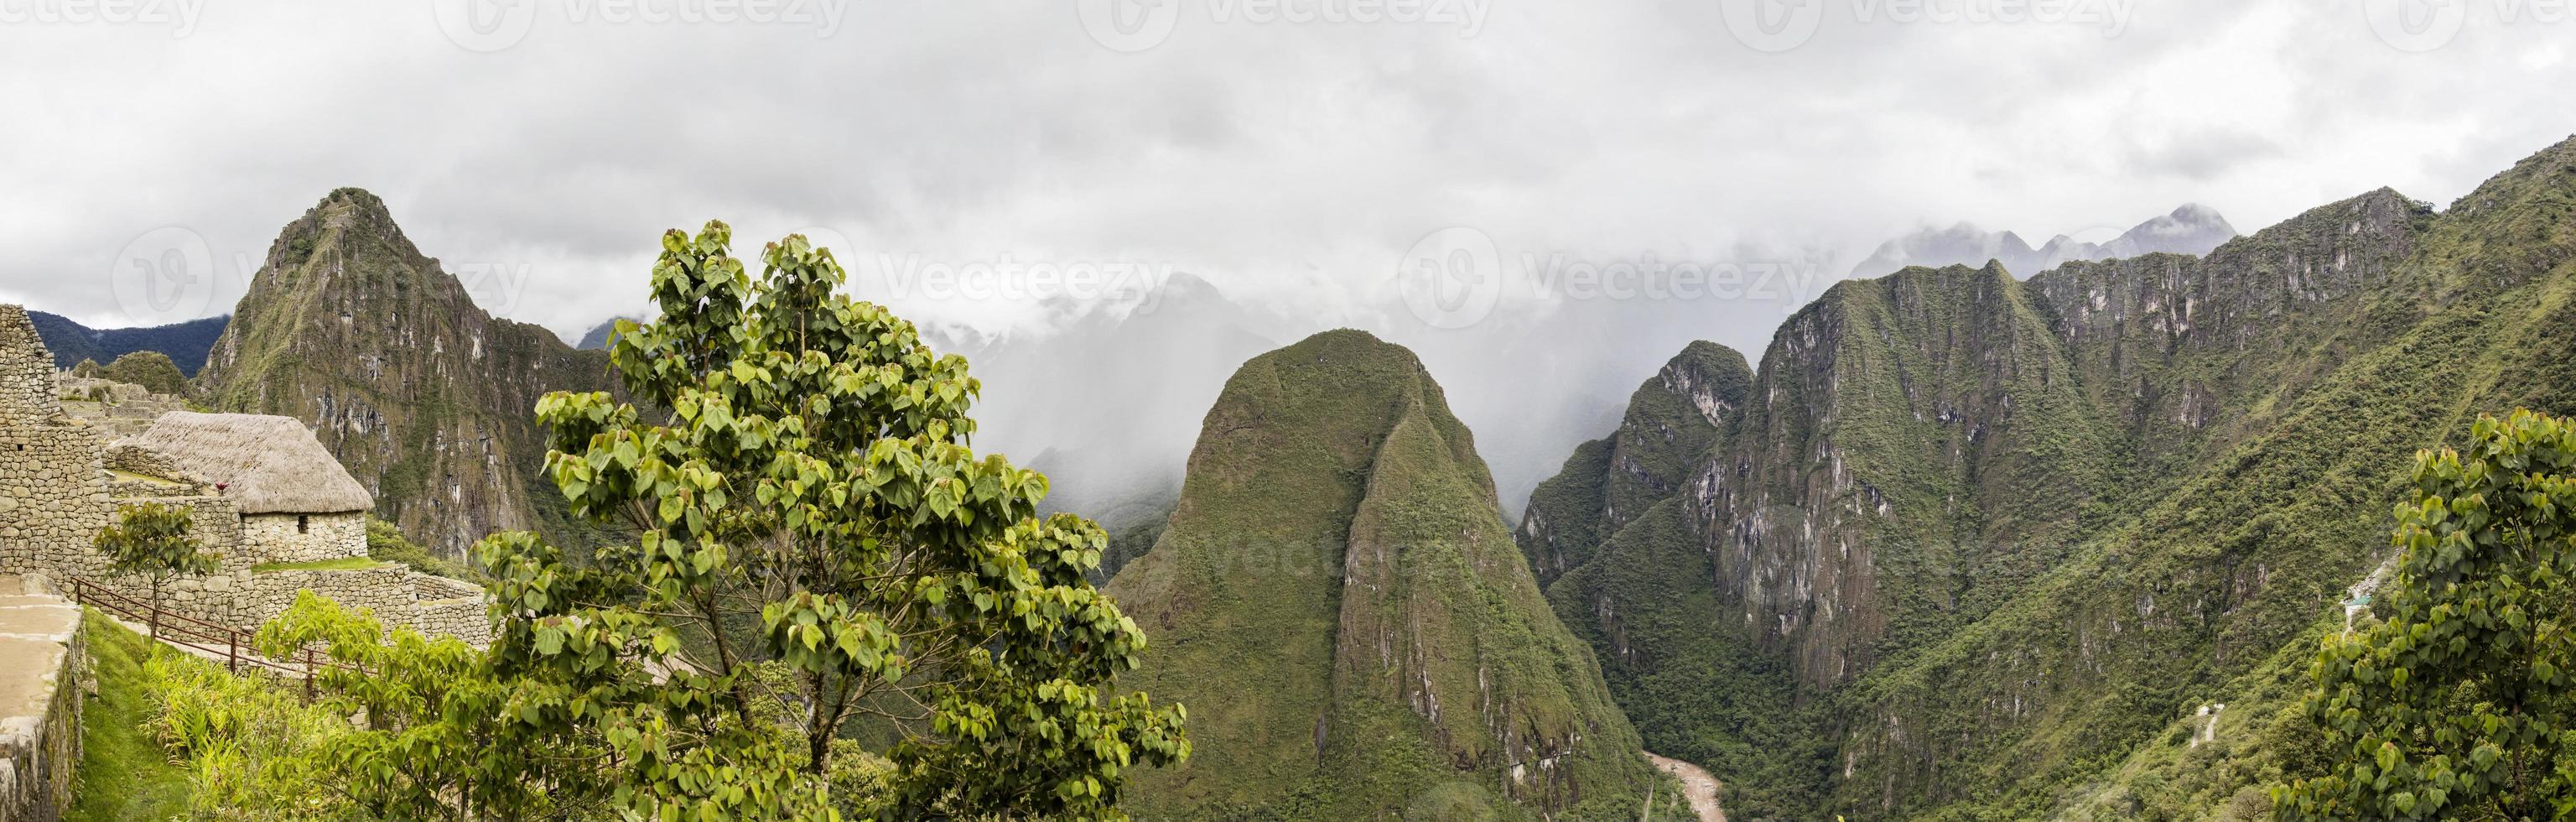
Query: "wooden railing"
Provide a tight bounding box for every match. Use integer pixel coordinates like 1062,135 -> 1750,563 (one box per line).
66,578 -> 351,702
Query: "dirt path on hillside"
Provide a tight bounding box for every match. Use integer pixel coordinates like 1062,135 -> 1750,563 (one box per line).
1646,752 -> 1725,822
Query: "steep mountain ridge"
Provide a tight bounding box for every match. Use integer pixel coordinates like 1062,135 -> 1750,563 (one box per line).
1519,134 -> 2576,819
197,189 -> 615,556
1109,329 -> 1656,819
1518,341 -> 1751,587
1691,261 -> 2119,689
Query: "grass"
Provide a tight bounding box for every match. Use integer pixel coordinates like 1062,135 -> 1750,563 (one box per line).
65,608 -> 192,822
250,557 -> 392,573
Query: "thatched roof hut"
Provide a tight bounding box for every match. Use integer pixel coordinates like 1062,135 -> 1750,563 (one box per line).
110,411 -> 374,514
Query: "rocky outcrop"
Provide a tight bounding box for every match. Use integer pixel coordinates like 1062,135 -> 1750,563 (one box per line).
197,190 -> 615,557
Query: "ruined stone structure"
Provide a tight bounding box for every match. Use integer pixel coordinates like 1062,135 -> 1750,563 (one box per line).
0,304 -> 489,647
0,576 -> 82,822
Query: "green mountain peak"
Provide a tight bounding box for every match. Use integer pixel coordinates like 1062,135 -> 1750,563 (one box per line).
1109,329 -> 1657,819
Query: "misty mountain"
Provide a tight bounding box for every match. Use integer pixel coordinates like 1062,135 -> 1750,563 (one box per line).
945,273 -> 1276,541
24,310 -> 230,375
1850,203 -> 2238,278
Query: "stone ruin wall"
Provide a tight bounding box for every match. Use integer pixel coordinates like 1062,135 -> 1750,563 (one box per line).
2,304 -> 491,648
238,512 -> 368,565
0,577 -> 85,822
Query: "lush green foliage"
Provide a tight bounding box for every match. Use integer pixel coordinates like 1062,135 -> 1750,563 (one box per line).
64,610 -> 191,822
2276,411 -> 2576,820
95,502 -> 219,619
70,356 -> 99,377
99,349 -> 189,394
365,517 -> 475,579
347,221 -> 1186,820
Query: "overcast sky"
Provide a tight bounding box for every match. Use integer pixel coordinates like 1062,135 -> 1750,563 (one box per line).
4,0 -> 2573,354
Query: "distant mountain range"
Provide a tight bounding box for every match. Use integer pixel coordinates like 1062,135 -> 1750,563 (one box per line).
1850,203 -> 2238,278
25,311 -> 229,375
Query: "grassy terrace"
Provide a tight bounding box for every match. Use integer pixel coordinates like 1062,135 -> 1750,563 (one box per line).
250,557 -> 394,573
65,610 -> 190,821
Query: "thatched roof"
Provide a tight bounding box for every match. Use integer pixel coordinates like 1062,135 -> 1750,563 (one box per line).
112,411 -> 374,514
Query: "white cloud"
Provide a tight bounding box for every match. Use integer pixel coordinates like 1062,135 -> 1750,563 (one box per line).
1,0 -> 2569,351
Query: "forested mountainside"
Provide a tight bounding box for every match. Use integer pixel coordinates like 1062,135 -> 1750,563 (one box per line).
26,310 -> 228,375
196,189 -> 615,557
1519,135 -> 2576,819
1106,330 -> 1660,819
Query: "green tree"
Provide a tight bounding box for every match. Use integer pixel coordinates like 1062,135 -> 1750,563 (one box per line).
95,502 -> 220,637
267,222 -> 1184,821
71,357 -> 101,378
100,350 -> 187,394
2276,410 -> 2576,820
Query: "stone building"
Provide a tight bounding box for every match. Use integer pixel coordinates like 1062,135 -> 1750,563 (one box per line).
0,304 -> 490,645
109,412 -> 375,564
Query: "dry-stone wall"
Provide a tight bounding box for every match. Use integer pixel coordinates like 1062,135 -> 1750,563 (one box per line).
0,575 -> 84,822
238,512 -> 366,564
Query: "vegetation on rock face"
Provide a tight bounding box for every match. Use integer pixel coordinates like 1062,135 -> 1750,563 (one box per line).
1517,135 -> 2576,819
98,350 -> 186,394
95,502 -> 219,630
196,188 -> 616,559
1514,342 -> 1830,817
365,516 -> 475,579
1109,329 -> 1662,819
2276,410 -> 2576,820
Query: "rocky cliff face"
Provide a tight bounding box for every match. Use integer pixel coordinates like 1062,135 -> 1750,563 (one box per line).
196,189 -> 613,557
1525,136 -> 2576,817
1109,330 -> 1654,819
1519,341 -> 1750,586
